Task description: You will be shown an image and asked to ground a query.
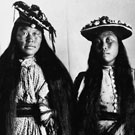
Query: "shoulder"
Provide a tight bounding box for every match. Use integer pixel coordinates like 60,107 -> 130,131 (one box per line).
74,71 -> 86,85
131,68 -> 135,88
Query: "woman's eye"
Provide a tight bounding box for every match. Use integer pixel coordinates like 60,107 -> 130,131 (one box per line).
106,37 -> 113,44
22,31 -> 28,36
32,32 -> 37,35
33,32 -> 39,36
32,32 -> 41,37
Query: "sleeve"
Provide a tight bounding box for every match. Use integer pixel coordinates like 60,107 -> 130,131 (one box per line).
74,71 -> 86,101
38,81 -> 58,135
38,82 -> 52,123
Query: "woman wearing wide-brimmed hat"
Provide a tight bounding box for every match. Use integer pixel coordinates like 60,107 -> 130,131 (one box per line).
74,16 -> 135,135
0,1 -> 75,135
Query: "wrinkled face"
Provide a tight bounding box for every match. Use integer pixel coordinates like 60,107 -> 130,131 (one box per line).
16,26 -> 42,58
93,31 -> 119,66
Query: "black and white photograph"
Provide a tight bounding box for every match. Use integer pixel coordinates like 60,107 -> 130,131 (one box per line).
0,0 -> 135,135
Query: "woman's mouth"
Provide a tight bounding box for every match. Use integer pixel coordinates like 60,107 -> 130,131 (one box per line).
103,52 -> 110,56
25,45 -> 36,49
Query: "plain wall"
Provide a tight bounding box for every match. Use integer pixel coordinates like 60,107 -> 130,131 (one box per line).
0,0 -> 135,80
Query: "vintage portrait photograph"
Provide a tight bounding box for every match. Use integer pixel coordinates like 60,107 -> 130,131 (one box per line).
0,0 -> 135,135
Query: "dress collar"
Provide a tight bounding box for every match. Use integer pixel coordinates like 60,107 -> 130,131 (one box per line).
19,57 -> 36,68
103,65 -> 114,70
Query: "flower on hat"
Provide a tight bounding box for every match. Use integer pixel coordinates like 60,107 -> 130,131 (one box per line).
94,20 -> 100,26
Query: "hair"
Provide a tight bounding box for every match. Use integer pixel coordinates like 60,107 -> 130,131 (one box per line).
78,38 -> 135,135
0,19 -> 75,135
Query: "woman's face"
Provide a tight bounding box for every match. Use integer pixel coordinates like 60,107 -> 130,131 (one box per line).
16,25 -> 42,58
93,31 -> 119,66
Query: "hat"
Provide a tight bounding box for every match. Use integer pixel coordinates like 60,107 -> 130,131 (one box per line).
81,16 -> 132,41
13,1 -> 56,52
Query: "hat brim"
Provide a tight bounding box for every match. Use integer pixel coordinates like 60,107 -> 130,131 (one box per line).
81,24 -> 132,41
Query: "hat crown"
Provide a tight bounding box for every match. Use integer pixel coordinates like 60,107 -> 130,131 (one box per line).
13,1 -> 51,28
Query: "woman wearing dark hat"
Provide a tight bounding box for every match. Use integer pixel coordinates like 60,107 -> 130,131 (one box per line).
0,1 -> 75,135
74,16 -> 135,135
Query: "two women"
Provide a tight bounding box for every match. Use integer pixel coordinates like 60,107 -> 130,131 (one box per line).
0,2 -> 135,135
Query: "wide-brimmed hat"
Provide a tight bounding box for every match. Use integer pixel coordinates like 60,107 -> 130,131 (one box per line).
81,16 -> 132,41
13,1 -> 56,52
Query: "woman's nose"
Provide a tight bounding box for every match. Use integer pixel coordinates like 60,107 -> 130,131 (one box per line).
102,42 -> 108,51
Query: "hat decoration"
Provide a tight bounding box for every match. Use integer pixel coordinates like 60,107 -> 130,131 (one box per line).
81,16 -> 132,41
13,1 -> 56,52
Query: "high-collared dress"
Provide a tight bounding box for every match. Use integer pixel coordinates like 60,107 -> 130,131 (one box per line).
13,57 -> 53,135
